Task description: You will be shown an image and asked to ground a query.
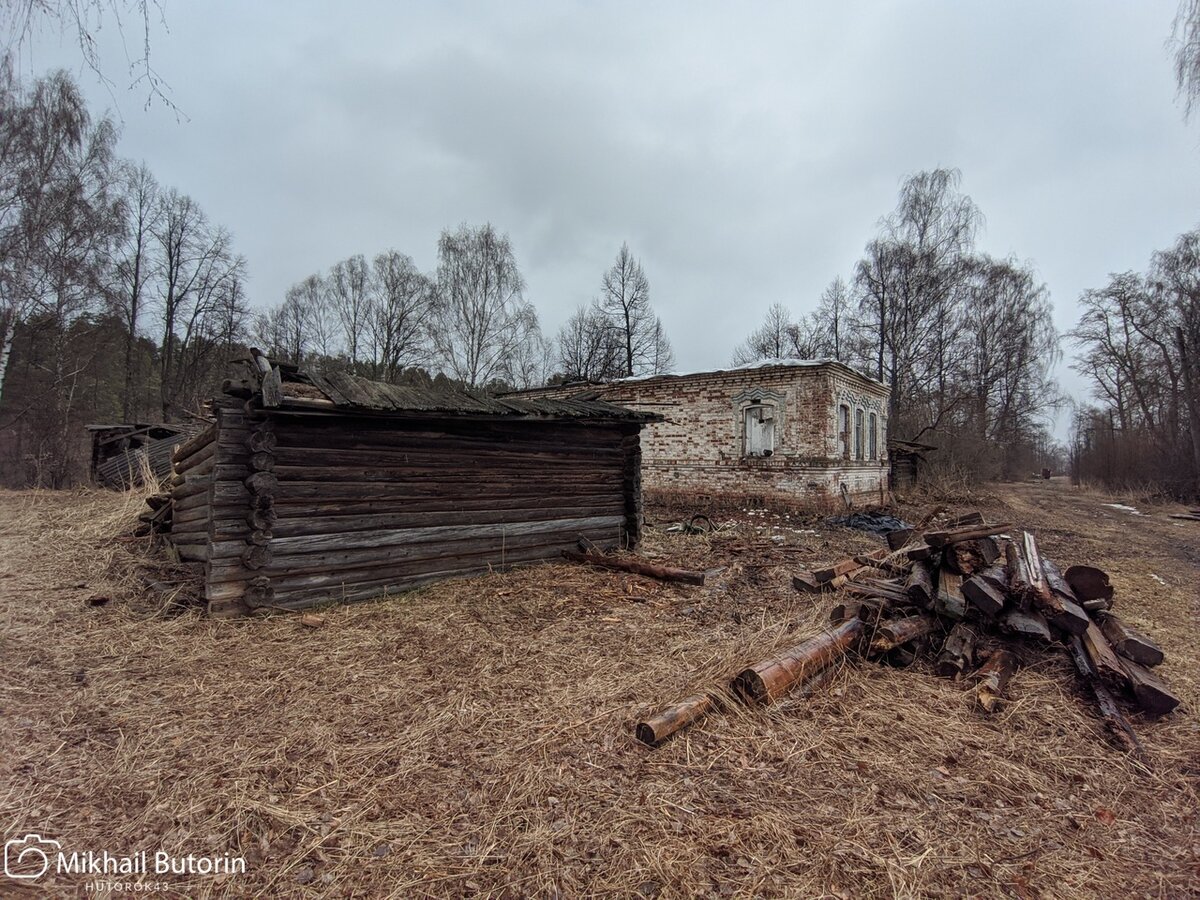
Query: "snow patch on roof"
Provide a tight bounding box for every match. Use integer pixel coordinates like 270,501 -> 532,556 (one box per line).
612,358 -> 883,386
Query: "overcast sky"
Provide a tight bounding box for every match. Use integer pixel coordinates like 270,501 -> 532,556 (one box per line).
16,1 -> 1200,436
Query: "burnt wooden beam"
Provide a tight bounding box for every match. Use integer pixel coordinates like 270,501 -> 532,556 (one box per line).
1067,634 -> 1142,754
962,566 -> 1007,618
1098,614 -> 1164,667
934,622 -> 977,678
1119,659 -> 1180,717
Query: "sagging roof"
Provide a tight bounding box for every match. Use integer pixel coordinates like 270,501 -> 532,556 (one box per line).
236,356 -> 660,423
503,357 -> 888,398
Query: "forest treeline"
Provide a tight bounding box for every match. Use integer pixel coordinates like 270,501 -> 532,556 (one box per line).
2,65 -> 1196,499
1069,230 -> 1200,499
0,67 -> 675,487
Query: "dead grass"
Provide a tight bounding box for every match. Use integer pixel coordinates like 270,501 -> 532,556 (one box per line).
0,482 -> 1198,897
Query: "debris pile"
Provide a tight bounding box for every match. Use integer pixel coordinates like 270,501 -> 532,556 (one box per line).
637,509 -> 1179,750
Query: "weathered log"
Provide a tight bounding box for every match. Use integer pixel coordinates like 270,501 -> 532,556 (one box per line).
242,576 -> 275,609
222,377 -> 254,399
1098,614 -> 1164,667
962,567 -> 1007,617
933,569 -> 968,620
1004,540 -> 1035,609
905,560 -> 935,606
813,550 -> 885,584
1000,609 -> 1053,642
247,429 -> 278,454
830,597 -> 887,626
793,570 -> 856,593
1025,536 -> 1089,636
1081,620 -> 1130,688
924,523 -> 1013,547
636,694 -> 715,745
974,649 -> 1018,713
250,451 -> 275,472
945,538 -> 1000,576
246,507 -> 277,532
905,543 -> 936,561
561,549 -> 708,585
244,472 -> 278,496
731,618 -> 864,705
1042,557 -> 1093,631
173,439 -> 216,475
170,425 -> 217,466
241,545 -> 272,570
262,367 -> 284,408
869,614 -> 938,654
934,622 -> 977,678
1064,565 -> 1115,605
886,528 -> 915,551
1119,659 -> 1180,716
1067,634 -> 1142,753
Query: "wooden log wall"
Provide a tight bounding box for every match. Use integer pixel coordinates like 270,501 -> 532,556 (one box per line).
200,408 -> 645,616
166,423 -> 217,565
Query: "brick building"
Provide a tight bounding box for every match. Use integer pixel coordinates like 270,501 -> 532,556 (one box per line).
506,359 -> 891,503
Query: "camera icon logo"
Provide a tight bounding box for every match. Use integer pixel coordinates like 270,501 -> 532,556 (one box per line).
4,834 -> 60,880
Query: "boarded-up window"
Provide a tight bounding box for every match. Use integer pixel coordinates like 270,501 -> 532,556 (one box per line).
838,405 -> 850,459
869,412 -> 878,460
854,409 -> 864,460
744,404 -> 775,457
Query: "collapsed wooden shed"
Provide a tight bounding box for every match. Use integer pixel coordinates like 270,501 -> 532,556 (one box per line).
167,360 -> 658,617
89,422 -> 204,488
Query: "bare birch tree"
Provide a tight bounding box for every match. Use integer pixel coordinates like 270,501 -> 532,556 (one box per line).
432,223 -> 537,389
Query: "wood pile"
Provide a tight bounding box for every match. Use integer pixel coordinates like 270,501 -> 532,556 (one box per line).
637,510 -> 1179,750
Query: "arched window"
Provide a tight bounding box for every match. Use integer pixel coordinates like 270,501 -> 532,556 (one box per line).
868,412 -> 878,460
854,408 -> 864,460
838,404 -> 851,460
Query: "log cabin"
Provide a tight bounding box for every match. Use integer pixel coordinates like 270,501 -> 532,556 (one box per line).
168,358 -> 658,617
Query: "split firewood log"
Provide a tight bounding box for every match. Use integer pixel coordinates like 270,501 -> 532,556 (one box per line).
962,566 -> 1008,618
935,622 -> 977,679
975,649 -> 1018,713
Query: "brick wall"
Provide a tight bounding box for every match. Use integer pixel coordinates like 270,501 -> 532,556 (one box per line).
513,362 -> 890,499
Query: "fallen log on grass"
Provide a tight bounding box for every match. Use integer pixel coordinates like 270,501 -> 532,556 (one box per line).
731,618 -> 864,705
561,550 -> 709,585
975,649 -> 1018,713
1067,634 -> 1142,754
1119,659 -> 1180,716
636,693 -> 716,745
1098,614 -> 1164,667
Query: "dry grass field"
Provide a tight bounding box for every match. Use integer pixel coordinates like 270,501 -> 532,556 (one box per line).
1,480 -> 1198,898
